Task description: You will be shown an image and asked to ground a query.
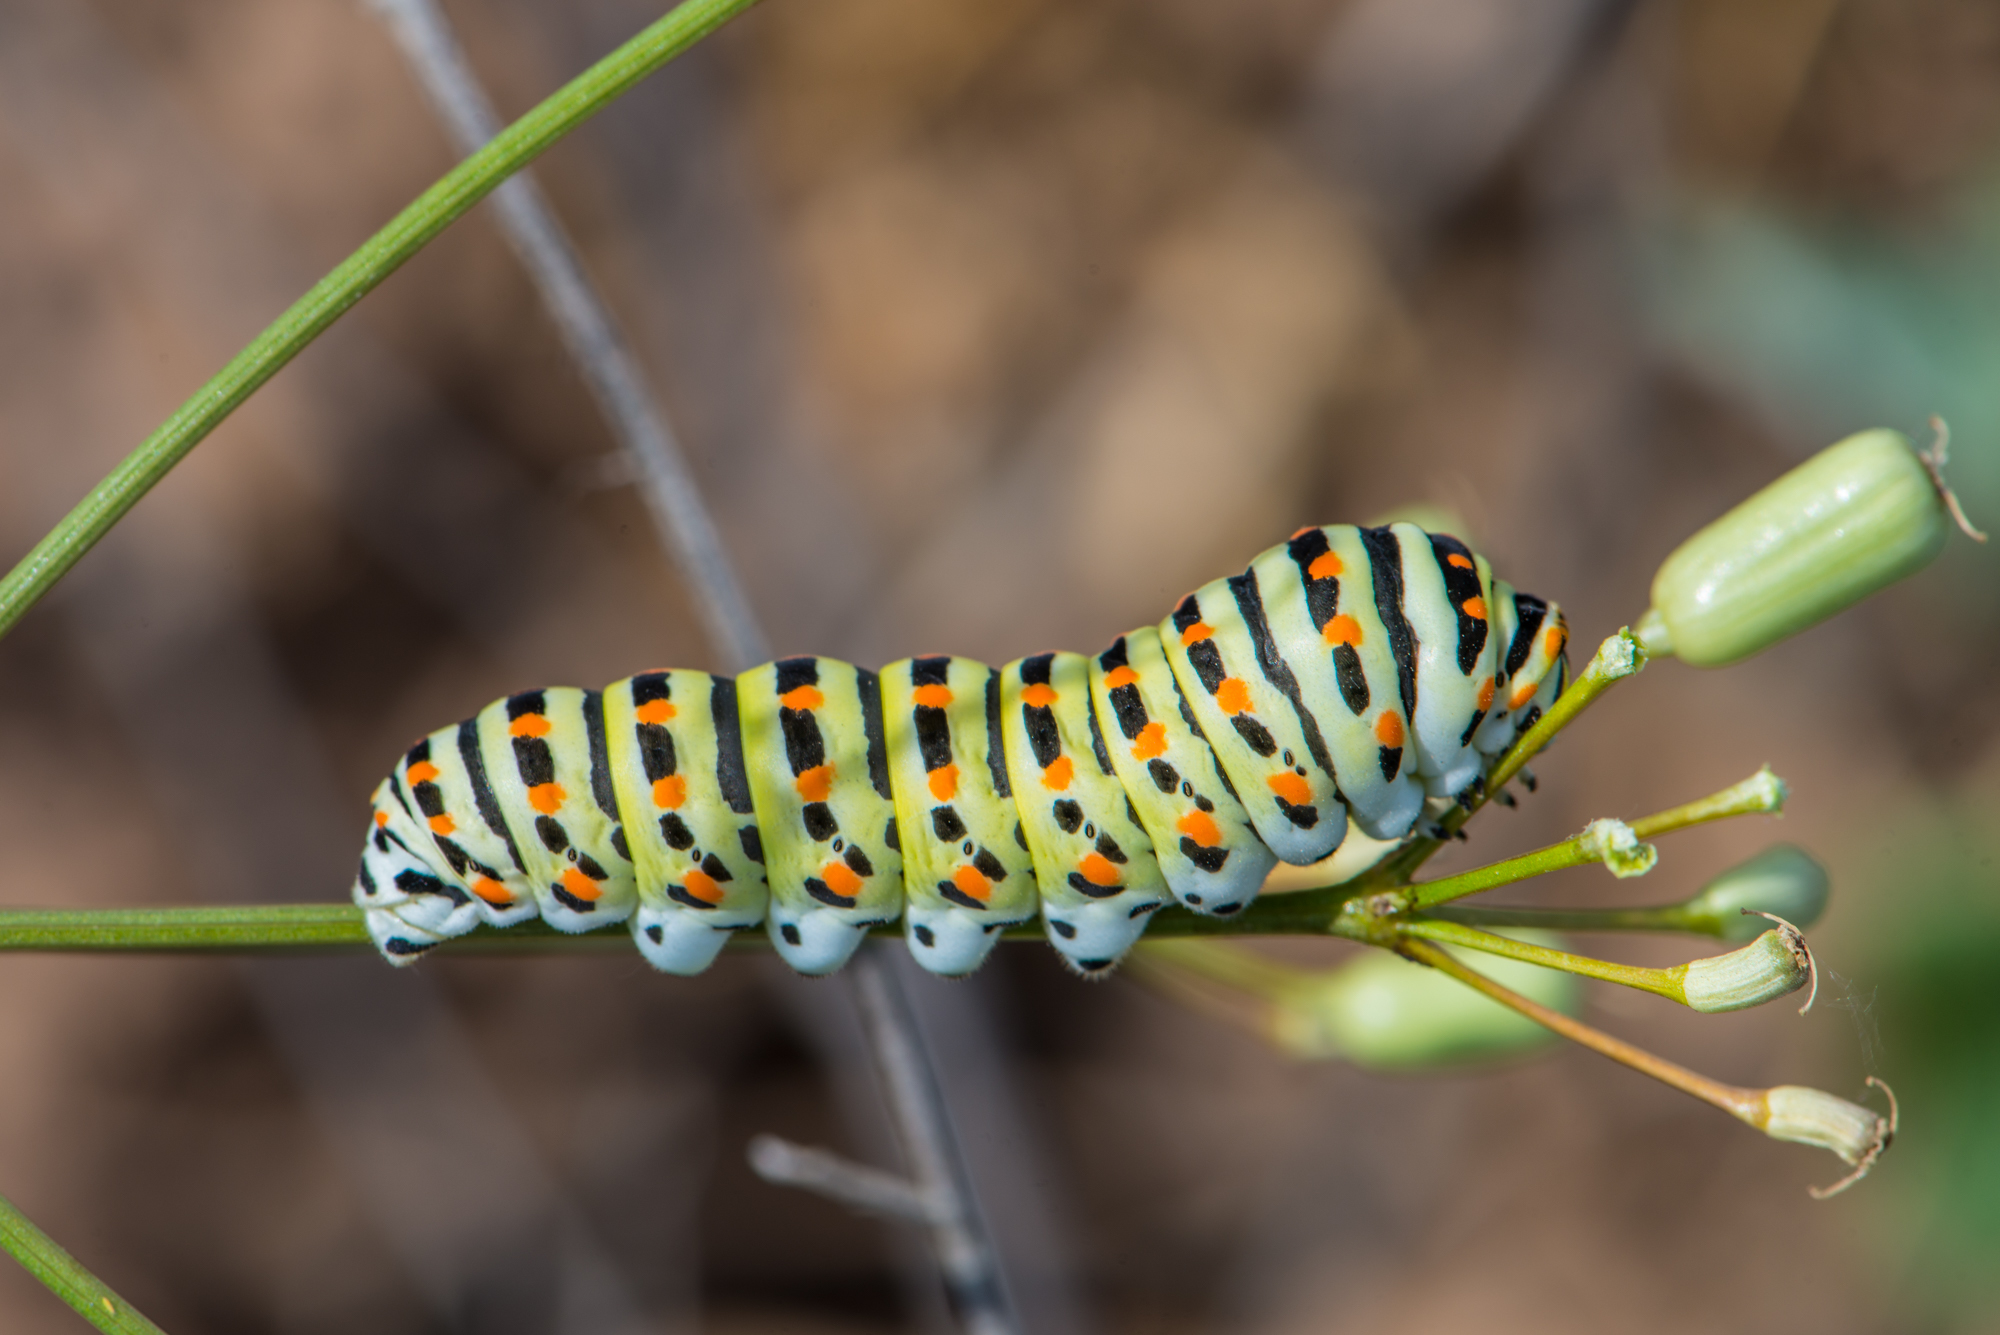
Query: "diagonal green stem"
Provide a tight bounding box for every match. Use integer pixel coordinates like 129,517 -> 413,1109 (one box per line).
0,0 -> 762,645
0,1189 -> 169,1334
1396,918 -> 1685,1002
1377,629 -> 1649,884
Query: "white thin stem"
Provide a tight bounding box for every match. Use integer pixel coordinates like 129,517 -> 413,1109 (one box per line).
852,950 -> 1019,1335
747,1135 -> 939,1223
370,8 -> 1019,1331
366,0 -> 769,670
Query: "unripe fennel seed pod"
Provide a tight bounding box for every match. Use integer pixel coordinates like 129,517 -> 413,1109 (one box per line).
1682,844 -> 1830,942
1642,429 -> 1951,666
1271,931 -> 1580,1068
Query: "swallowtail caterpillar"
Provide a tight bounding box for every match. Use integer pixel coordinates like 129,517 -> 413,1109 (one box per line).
354,523 -> 1566,978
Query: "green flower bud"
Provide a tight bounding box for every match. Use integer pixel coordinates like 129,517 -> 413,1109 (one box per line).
1271,932 -> 1581,1068
1678,926 -> 1811,1013
1640,429 -> 1954,666
1679,844 -> 1829,941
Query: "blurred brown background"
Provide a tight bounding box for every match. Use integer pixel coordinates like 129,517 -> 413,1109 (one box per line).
0,0 -> 1997,1330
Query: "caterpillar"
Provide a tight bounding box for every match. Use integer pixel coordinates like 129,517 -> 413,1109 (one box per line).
353,523 -> 1568,978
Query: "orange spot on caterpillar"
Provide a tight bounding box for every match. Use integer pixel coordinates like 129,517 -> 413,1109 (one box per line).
1077,853 -> 1121,887
1375,712 -> 1405,748
1180,622 -> 1214,647
428,814 -> 456,836
472,876 -> 514,906
653,775 -> 687,809
1307,551 -> 1344,580
928,765 -> 959,802
1290,526 -> 1315,540
1176,809 -> 1221,847
1323,615 -> 1361,646
560,867 -> 603,902
1544,625 -> 1566,658
406,761 -> 441,784
1462,596 -> 1487,620
1021,683 -> 1058,707
820,860 -> 863,897
635,700 -> 676,725
1509,681 -> 1539,711
1131,722 -> 1167,760
1041,755 -> 1074,791
913,684 -> 953,708
509,714 -> 551,738
1103,666 -> 1139,690
795,764 -> 835,803
528,783 -> 566,814
681,867 -> 724,905
950,865 -> 993,904
1214,678 -> 1252,715
780,685 -> 824,712
1447,553 -> 1474,569
1477,677 -> 1496,711
374,810 -> 390,828
1267,772 -> 1312,806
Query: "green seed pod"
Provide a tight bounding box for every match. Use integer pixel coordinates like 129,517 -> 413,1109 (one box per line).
1679,926 -> 1811,1012
1271,932 -> 1580,1068
1679,844 -> 1830,942
1641,429 -> 1952,666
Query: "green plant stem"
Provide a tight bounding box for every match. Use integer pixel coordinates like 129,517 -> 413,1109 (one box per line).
1399,765 -> 1785,912
0,0 -> 762,646
1430,902 -> 1714,935
1398,937 -> 1763,1120
0,905 -> 371,951
1396,918 -> 1684,1003
1402,835 -> 1610,911
0,1189 -> 169,1334
0,893 -> 1365,954
1376,628 -> 1648,884
1627,767 -> 1787,840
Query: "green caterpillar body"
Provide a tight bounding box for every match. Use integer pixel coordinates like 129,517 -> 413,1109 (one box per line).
354,523 -> 1567,976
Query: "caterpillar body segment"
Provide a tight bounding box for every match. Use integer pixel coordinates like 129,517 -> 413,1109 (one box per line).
740,658 -> 904,974
1002,652 -> 1174,973
882,655 -> 1038,976
606,671 -> 768,973
1087,628 -> 1277,917
354,524 -> 1568,977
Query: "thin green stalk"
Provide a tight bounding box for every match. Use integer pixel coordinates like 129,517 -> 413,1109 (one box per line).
1397,937 -> 1764,1119
0,905 -> 370,951
1430,902 -> 1711,934
0,1189 -> 168,1334
1628,767 -> 1787,839
1376,628 -> 1649,884
0,896 -> 1359,954
1396,918 -> 1683,1002
1399,765 -> 1787,912
0,0 -> 763,645
1402,836 -> 1609,911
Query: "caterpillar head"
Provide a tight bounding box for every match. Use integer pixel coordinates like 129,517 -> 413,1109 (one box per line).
351,780 -> 476,963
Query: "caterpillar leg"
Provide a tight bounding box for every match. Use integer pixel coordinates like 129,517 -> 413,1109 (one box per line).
765,905 -> 878,974
630,907 -> 736,974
